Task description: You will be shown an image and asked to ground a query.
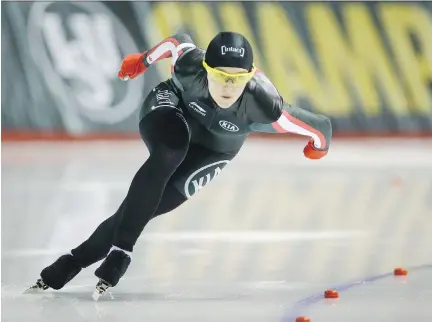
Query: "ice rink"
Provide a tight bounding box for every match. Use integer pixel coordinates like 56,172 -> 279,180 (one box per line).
2,138 -> 432,322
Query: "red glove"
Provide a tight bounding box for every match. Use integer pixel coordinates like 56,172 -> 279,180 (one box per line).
118,52 -> 147,80
303,139 -> 328,160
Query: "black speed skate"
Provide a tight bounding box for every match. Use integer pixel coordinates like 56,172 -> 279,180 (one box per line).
25,254 -> 82,293
92,249 -> 131,301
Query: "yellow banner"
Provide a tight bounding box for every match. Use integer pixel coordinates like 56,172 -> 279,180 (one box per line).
146,2 -> 432,119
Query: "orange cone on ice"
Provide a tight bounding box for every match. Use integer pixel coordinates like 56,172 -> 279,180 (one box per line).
296,317 -> 311,322
394,268 -> 408,276
324,289 -> 339,298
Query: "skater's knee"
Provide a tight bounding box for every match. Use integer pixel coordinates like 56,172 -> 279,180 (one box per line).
149,142 -> 188,170
154,123 -> 189,157
139,108 -> 190,156
141,112 -> 190,168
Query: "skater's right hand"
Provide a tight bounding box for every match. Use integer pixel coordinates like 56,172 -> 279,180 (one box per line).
118,52 -> 148,80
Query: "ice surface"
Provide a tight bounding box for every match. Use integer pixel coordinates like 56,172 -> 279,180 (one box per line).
2,139 -> 432,322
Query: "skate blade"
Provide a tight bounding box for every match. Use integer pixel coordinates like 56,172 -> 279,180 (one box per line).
24,286 -> 46,294
92,279 -> 111,301
92,290 -> 101,301
24,279 -> 49,294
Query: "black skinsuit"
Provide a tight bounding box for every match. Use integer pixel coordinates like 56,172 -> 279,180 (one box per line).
69,33 -> 332,266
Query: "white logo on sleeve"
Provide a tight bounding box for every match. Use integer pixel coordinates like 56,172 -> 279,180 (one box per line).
221,45 -> 245,57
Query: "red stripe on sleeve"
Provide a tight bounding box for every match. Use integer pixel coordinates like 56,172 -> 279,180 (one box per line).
146,38 -> 183,64
271,121 -> 286,133
282,110 -> 326,147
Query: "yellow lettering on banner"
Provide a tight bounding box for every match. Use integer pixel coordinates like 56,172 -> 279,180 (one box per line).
307,4 -> 353,115
307,3 -> 408,116
151,2 -> 185,79
380,4 -> 432,113
256,3 -> 329,114
344,4 -> 409,115
152,3 -> 184,38
218,3 -> 265,71
183,3 -> 220,50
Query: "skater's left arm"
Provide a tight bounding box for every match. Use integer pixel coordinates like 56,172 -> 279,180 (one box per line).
248,71 -> 332,159
249,103 -> 332,159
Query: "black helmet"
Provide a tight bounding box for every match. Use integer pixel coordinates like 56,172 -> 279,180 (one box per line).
205,31 -> 253,72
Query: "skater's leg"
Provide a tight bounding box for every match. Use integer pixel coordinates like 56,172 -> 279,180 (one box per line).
70,201 -> 125,268
111,108 -> 190,252
31,185 -> 187,292
93,98 -> 190,290
71,184 -> 186,268
30,82 -> 189,292
153,183 -> 188,217
29,203 -> 124,291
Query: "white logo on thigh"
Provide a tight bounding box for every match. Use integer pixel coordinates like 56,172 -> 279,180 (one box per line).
219,120 -> 239,132
184,160 -> 230,198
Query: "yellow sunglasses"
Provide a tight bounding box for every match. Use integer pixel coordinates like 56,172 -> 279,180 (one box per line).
202,60 -> 256,85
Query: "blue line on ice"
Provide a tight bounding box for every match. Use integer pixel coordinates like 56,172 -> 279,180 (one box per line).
282,263 -> 432,322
